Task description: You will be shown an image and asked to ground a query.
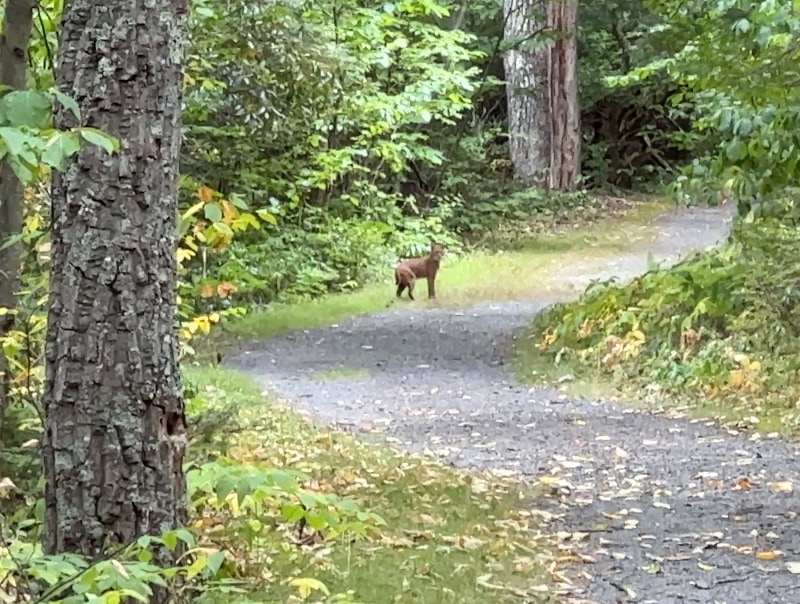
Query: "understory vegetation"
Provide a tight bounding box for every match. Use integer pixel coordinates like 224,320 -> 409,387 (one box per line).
516,216 -> 800,435
3,0 -> 800,601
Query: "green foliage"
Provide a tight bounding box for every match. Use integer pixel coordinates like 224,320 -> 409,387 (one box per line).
578,1 -> 699,188
609,0 -> 800,211
176,0 -> 493,307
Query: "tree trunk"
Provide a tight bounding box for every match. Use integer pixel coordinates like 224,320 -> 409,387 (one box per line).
503,0 -> 550,186
503,0 -> 581,191
547,0 -> 580,190
0,0 -> 35,443
42,0 -> 189,563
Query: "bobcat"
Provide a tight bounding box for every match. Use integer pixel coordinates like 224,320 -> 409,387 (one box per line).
394,243 -> 444,300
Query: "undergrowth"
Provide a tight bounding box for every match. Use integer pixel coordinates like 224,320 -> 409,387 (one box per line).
183,367 -> 563,603
514,216 -> 800,436
1,367 -> 564,603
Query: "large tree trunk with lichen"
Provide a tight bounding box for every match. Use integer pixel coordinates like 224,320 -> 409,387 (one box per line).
547,0 -> 580,190
503,0 -> 550,186
0,0 -> 35,444
503,0 -> 581,191
42,0 -> 188,564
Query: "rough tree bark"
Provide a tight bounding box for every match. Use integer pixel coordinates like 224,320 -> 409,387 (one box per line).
547,0 -> 580,190
503,0 -> 581,191
42,0 -> 189,561
503,0 -> 550,186
0,0 -> 35,442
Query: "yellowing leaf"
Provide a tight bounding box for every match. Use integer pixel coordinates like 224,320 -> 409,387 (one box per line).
216,281 -> 238,298
197,185 -> 214,203
287,577 -> 330,599
220,199 -> 236,221
110,559 -> 130,579
177,247 -> 195,263
755,550 -> 781,561
768,480 -> 793,493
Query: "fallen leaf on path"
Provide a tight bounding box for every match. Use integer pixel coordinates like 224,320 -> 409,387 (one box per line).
613,447 -> 629,459
768,480 -> 793,493
756,550 -> 782,561
734,477 -> 753,491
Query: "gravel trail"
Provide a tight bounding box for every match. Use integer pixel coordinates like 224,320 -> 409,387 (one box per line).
229,205 -> 800,603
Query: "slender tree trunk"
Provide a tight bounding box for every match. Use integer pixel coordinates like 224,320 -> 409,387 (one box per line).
547,0 -> 580,190
0,0 -> 35,442
503,0 -> 550,186
42,0 -> 188,564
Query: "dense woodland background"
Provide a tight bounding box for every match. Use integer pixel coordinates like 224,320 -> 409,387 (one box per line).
1,0 -> 800,601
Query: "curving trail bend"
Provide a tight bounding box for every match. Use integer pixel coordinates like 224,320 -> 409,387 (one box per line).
229,206 -> 800,604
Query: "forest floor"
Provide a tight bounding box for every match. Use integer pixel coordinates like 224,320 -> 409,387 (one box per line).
228,204 -> 800,603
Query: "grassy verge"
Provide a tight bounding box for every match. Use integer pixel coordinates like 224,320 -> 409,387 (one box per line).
215,198 -> 673,348
184,366 -> 564,603
510,217 -> 800,439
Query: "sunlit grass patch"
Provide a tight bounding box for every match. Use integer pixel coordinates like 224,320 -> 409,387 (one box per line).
183,366 -> 562,603
309,366 -> 370,381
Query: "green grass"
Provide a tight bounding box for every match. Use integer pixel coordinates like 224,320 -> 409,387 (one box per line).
184,367 -> 561,603
509,336 -> 619,401
219,199 -> 675,345
310,366 -> 370,381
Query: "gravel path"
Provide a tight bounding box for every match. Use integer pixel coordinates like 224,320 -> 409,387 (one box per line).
229,205 -> 800,603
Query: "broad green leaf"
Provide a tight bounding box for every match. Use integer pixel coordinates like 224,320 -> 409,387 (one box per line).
79,127 -> 119,153
206,550 -> 226,575
162,531 -> 178,551
42,131 -> 82,169
173,528 -> 196,547
256,208 -> 277,225
204,202 -> 222,222
52,90 -> 81,119
1,90 -> 52,128
0,126 -> 28,157
8,157 -> 35,184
